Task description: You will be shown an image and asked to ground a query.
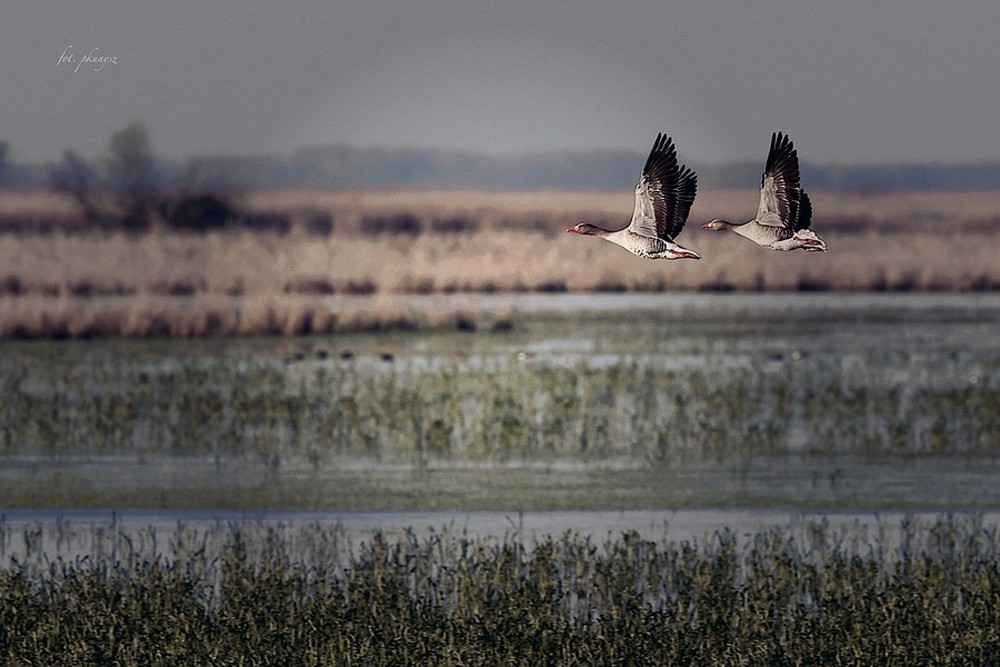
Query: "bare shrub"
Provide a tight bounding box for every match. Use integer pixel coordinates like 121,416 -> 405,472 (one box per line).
699,279 -> 736,293
397,276 -> 435,294
869,271 -> 889,292
225,278 -> 246,297
967,274 -> 1000,292
150,278 -> 206,297
126,313 -> 173,338
168,194 -> 236,232
46,121 -> 247,236
593,276 -> 628,292
106,121 -> 159,231
197,310 -> 234,337
752,272 -> 767,292
46,315 -> 77,339
360,212 -> 423,235
284,277 -> 335,295
238,305 -> 284,336
303,210 -> 334,235
67,310 -> 128,339
1,275 -> 24,296
48,150 -> 110,227
455,313 -> 477,332
66,280 -> 136,298
632,275 -> 668,292
345,311 -> 419,332
891,271 -> 921,292
241,212 -> 291,234
47,122 -> 164,233
472,281 -> 500,293
342,278 -> 377,295
0,215 -> 75,235
285,308 -> 316,335
536,279 -> 567,293
431,216 -> 479,234
957,216 -> 1000,234
490,318 -> 515,333
310,308 -> 338,333
796,275 -> 832,292
924,276 -> 955,292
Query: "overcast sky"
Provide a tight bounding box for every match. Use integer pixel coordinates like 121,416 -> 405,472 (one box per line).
2,1 -> 1000,166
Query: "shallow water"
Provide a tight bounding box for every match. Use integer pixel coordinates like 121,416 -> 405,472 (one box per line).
4,507 -> 999,564
1,292 -> 998,516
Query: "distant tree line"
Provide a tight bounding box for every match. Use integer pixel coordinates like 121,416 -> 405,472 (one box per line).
42,121 -> 245,233
3,124 -> 1000,195
175,147 -> 1000,191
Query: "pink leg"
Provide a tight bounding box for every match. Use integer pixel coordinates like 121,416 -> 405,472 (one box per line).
794,235 -> 825,249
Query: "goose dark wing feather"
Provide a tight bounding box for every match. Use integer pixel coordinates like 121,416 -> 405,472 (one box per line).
794,190 -> 812,232
667,164 -> 698,241
630,133 -> 695,241
756,131 -> 802,230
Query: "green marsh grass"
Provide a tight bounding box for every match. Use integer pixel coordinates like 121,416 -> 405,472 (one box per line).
2,515 -> 1000,665
1,333 -> 997,466
2,306 -> 998,508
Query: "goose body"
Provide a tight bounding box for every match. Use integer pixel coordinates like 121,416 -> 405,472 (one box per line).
702,132 -> 826,252
566,133 -> 700,260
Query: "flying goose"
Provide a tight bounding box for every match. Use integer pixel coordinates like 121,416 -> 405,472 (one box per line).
566,133 -> 701,260
701,132 -> 826,252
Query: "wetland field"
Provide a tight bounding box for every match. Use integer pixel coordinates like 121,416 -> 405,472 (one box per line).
2,292 -> 999,510
2,181 -> 1000,663
2,292 -> 1000,663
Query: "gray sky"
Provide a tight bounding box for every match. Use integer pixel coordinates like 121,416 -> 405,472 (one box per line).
3,1 -> 1000,165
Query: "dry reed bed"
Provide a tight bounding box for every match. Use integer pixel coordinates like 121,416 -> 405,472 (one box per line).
1,187 -> 999,338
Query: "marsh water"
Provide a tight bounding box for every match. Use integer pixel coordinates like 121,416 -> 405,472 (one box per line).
2,292 -> 999,552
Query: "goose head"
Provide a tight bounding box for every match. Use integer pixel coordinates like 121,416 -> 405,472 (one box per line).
565,223 -> 603,236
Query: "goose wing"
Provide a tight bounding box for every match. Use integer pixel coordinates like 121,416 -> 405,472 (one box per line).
795,191 -> 813,232
755,132 -> 802,230
629,133 -> 698,241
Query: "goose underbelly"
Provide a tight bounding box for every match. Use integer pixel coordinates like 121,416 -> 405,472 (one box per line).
611,233 -> 673,259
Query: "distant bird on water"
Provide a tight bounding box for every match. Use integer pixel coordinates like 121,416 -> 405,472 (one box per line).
701,132 -> 826,252
566,133 -> 701,260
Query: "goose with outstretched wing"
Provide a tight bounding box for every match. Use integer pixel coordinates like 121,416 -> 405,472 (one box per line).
566,133 -> 701,260
702,132 -> 826,252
